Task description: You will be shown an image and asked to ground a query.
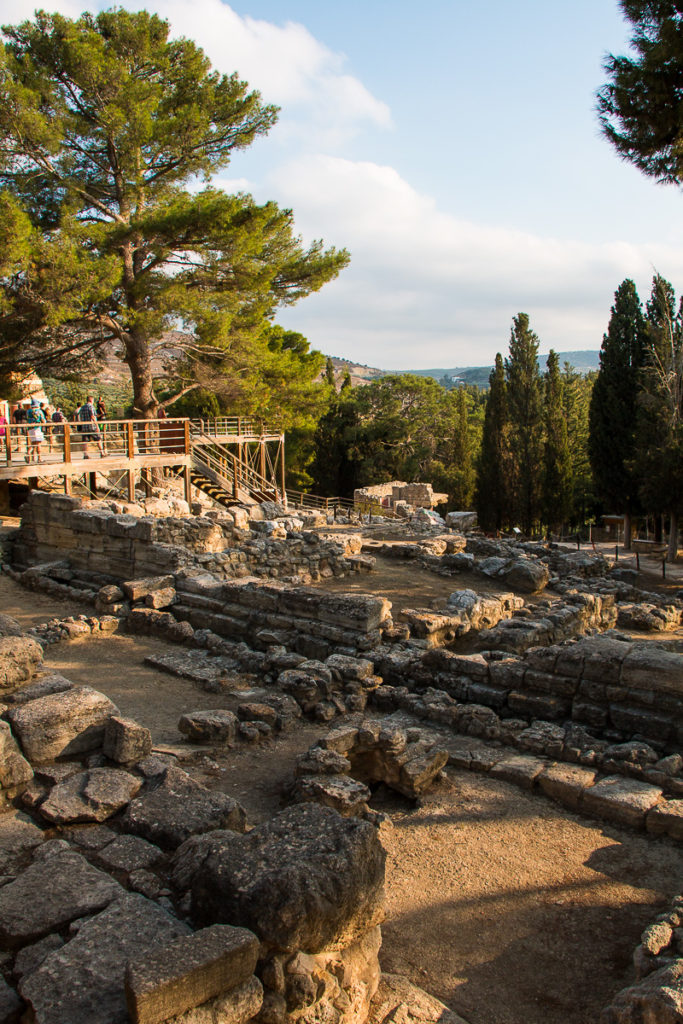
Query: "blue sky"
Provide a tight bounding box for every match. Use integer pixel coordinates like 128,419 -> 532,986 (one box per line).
5,0 -> 683,368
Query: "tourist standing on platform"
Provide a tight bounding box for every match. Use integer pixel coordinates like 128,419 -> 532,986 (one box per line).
51,406 -> 66,452
26,399 -> 46,462
76,396 -> 105,457
96,396 -> 107,452
12,404 -> 27,455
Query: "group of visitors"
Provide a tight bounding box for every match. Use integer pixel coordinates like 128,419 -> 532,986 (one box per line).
4,395 -> 107,462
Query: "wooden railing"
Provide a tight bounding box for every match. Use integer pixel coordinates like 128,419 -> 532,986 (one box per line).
2,418 -> 190,469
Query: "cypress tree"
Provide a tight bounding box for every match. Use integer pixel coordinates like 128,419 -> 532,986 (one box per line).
505,314 -> 543,534
476,354 -> 509,532
588,279 -> 646,548
542,351 -> 573,534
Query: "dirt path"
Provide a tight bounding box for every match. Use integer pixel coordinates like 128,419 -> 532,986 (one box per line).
1,571 -> 681,1023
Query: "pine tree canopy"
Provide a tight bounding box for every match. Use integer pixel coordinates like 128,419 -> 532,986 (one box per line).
0,9 -> 349,416
597,1 -> 683,185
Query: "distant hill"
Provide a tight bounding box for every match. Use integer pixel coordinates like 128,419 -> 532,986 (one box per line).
324,350 -> 600,390
403,350 -> 600,389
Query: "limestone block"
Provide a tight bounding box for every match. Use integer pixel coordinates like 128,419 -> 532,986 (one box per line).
96,835 -> 163,874
0,847 -> 122,948
39,768 -> 142,824
8,686 -> 118,763
158,975 -> 262,1024
122,765 -> 246,850
178,710 -> 238,745
0,614 -> 22,638
19,893 -> 191,1024
125,924 -> 260,1024
291,774 -> 371,817
104,715 -> 153,764
601,960 -> 683,1024
489,754 -> 546,791
646,801 -> 683,841
369,973 -> 470,1024
620,647 -> 683,696
538,763 -> 597,810
145,587 -> 176,609
122,575 -> 176,602
0,636 -> 43,691
0,721 -> 33,789
581,776 -> 663,829
191,804 -> 386,953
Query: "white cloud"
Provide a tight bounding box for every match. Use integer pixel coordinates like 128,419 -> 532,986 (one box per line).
265,155 -> 683,367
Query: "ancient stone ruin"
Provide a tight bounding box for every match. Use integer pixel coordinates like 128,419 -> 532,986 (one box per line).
1,488 -> 683,1022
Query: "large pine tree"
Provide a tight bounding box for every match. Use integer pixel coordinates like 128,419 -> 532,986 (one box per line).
542,350 -> 573,533
0,10 -> 348,417
505,314 -> 543,534
476,354 -> 509,532
588,279 -> 646,548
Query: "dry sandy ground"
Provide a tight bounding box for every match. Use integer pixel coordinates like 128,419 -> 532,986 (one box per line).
1,572 -> 682,1024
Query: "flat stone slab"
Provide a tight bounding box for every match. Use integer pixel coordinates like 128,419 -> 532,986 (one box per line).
125,924 -> 259,1024
178,711 -> 238,745
580,775 -> 663,829
291,775 -> 371,817
0,811 -> 45,873
8,686 -> 118,763
19,893 -> 191,1024
122,766 -> 246,850
646,800 -> 683,842
538,763 -> 598,810
96,835 -> 163,874
39,768 -> 142,825
0,847 -> 122,949
144,651 -> 240,690
191,803 -> 386,953
2,673 -> 76,705
488,754 -> 547,791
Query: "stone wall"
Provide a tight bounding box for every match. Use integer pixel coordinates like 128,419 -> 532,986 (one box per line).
12,491 -> 369,585
375,635 -> 683,750
172,573 -> 392,661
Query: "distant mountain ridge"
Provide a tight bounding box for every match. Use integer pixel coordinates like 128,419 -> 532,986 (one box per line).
327,350 -> 600,389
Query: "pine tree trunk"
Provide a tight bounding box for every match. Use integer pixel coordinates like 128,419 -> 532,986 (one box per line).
623,511 -> 632,551
124,330 -> 157,419
667,510 -> 679,563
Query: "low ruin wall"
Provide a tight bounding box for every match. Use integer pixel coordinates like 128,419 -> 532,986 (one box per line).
12,491 -> 367,584
377,635 -> 683,750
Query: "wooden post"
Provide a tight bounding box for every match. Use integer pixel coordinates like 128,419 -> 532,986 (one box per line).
184,419 -> 190,456
260,439 -> 266,482
6,428 -> 11,465
127,469 -> 135,502
63,425 -> 71,464
127,421 -> 134,459
280,437 -> 286,502
88,471 -> 97,498
184,465 -> 192,505
64,474 -> 71,496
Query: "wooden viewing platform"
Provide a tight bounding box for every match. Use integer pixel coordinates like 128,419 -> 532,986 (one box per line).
0,417 -> 286,508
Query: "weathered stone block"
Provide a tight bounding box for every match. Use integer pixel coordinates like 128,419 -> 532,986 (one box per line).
0,636 -> 43,691
489,754 -> 546,790
646,800 -> 683,841
104,715 -> 153,764
191,804 -> 385,953
8,686 -> 118,763
581,776 -> 662,829
19,893 -> 190,1024
125,924 -> 260,1024
538,763 -> 597,810
0,721 -> 33,790
39,768 -> 142,824
0,847 -> 122,949
122,766 -> 246,849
